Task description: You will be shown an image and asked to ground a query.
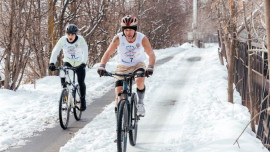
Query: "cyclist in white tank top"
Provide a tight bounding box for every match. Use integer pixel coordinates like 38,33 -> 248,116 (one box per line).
116,32 -> 146,66
97,15 -> 156,118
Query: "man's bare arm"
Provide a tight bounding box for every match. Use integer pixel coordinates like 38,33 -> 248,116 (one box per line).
142,36 -> 155,67
100,36 -> 120,65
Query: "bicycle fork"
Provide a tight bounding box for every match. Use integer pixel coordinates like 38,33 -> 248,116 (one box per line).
67,88 -> 74,109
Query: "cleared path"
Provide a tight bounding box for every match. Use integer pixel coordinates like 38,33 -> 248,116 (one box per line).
8,51 -> 182,152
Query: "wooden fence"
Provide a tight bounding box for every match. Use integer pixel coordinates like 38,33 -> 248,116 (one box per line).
222,37 -> 270,148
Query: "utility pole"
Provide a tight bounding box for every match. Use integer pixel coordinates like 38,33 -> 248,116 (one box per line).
193,0 -> 199,47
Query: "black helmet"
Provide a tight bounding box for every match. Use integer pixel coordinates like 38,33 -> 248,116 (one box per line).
66,24 -> 78,34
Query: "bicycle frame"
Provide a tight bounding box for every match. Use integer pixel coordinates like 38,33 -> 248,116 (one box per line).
56,66 -> 83,129
105,72 -> 144,151
106,72 -> 142,107
105,72 -> 144,121
58,67 -> 80,109
118,76 -> 132,106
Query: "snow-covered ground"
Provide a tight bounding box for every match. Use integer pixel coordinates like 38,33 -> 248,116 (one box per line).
0,45 -> 181,151
59,43 -> 267,152
0,43 -> 267,152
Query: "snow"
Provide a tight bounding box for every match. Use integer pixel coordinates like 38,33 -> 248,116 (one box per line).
0,43 -> 268,152
60,43 -> 267,152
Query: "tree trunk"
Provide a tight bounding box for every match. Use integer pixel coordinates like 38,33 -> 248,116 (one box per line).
4,0 -> 15,89
71,1 -> 77,24
48,0 -> 56,75
38,0 -> 46,77
59,0 -> 70,36
226,0 -> 237,103
223,31 -> 234,103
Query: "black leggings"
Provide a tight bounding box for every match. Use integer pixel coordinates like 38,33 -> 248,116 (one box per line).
62,62 -> 86,98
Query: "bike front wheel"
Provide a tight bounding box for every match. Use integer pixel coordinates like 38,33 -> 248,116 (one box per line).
117,100 -> 129,152
129,93 -> 138,146
74,85 -> 82,120
59,89 -> 71,129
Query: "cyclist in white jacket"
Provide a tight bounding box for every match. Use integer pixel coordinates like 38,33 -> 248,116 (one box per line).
49,24 -> 88,111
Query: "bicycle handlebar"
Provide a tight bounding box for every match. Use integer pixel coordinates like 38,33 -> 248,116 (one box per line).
104,71 -> 145,78
55,66 -> 77,71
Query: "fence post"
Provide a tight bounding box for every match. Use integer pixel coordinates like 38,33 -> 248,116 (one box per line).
265,0 -> 270,81
265,0 -> 270,146
248,52 -> 256,132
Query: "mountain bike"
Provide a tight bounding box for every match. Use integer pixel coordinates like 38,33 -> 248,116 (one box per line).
104,71 -> 144,152
56,66 -> 82,129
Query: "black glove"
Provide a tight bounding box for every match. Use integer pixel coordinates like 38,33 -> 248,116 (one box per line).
76,63 -> 86,70
97,64 -> 106,77
145,65 -> 154,77
49,63 -> 56,71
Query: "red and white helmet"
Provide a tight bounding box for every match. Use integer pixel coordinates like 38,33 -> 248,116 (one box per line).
121,15 -> 138,31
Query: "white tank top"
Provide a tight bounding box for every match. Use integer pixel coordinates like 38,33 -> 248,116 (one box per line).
117,32 -> 146,66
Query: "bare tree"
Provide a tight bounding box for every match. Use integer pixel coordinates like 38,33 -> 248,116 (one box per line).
0,0 -> 192,89
212,0 -> 238,103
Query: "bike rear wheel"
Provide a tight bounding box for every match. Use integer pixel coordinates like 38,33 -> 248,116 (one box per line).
129,93 -> 138,146
117,100 -> 129,152
74,85 -> 82,120
59,89 -> 70,129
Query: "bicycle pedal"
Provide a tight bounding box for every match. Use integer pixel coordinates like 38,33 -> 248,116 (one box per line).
114,138 -> 123,143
